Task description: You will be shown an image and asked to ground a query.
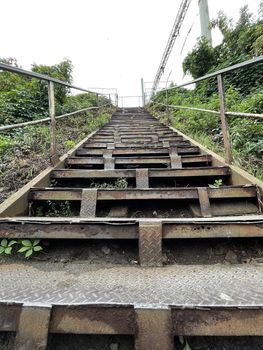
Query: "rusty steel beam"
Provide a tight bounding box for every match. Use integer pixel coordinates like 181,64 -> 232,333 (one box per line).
51,166 -> 230,179
81,141 -> 191,149
66,154 -> 212,166
96,131 -> 176,137
172,308 -> 263,336
86,136 -> 186,144
1,304 -> 263,341
29,186 -> 257,202
50,305 -> 135,334
75,148 -> 169,156
76,146 -> 199,155
0,217 -> 262,240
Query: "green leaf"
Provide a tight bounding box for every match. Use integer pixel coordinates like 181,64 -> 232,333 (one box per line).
25,249 -> 33,258
8,240 -> 17,247
5,247 -> 12,255
33,246 -> 43,252
21,240 -> 32,247
18,246 -> 30,253
1,239 -> 8,248
33,239 -> 40,246
0,247 -> 5,254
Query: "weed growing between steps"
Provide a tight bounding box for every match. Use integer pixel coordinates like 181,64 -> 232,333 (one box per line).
30,178 -> 128,217
0,108 -> 113,204
32,200 -> 73,217
0,238 -> 43,258
90,178 -> 128,189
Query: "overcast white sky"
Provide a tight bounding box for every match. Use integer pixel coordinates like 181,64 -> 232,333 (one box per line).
0,0 -> 261,105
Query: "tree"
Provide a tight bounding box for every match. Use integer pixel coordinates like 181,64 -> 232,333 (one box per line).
182,4 -> 263,95
0,59 -> 74,125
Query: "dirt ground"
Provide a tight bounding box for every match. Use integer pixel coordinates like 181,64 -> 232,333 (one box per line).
174,336 -> 263,350
1,332 -> 263,350
1,238 -> 263,266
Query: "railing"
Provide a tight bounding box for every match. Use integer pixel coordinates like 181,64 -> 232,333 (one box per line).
0,62 -> 117,165
148,56 -> 263,164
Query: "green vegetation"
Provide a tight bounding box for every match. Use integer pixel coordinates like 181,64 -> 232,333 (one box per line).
0,58 -> 113,203
18,239 -> 43,258
209,179 -> 223,188
0,238 -> 43,258
149,4 -> 263,180
90,178 -> 129,189
0,109 -> 112,203
0,58 -> 109,125
34,200 -> 72,217
0,239 -> 17,255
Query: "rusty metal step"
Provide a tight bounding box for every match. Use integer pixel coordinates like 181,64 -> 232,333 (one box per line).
66,154 -> 212,168
0,263 -> 263,350
30,186 -> 257,202
88,135 -> 184,143
77,145 -> 200,154
28,186 -> 260,219
80,141 -> 192,148
51,167 -> 231,185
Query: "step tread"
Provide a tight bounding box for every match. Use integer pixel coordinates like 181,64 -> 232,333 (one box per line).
0,263 -> 262,307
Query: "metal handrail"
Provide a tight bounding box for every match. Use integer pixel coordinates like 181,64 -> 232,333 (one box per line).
154,102 -> 263,120
0,106 -> 110,132
0,63 -> 95,94
149,56 -> 263,164
0,62 -> 116,165
153,55 -> 263,93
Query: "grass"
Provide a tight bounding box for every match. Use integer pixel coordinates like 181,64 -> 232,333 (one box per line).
0,107 -> 113,204
149,107 -> 263,181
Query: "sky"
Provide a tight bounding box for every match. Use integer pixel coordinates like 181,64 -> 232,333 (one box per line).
0,0 -> 261,106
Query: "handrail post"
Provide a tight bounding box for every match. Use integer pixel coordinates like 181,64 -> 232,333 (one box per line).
217,74 -> 233,164
141,78 -> 145,107
48,81 -> 59,166
166,90 -> 170,124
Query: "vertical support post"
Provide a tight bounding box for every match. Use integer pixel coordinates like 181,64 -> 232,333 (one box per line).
109,93 -> 111,105
141,78 -> 145,107
116,93 -> 118,107
166,89 -> 168,114
14,305 -> 51,350
48,81 -> 59,166
135,308 -> 173,350
217,74 -> 233,164
166,89 -> 170,124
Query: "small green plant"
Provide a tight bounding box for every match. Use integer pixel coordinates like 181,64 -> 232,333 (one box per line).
47,200 -> 72,217
208,179 -> 223,188
115,178 -> 128,189
65,140 -> 76,148
0,239 -> 17,255
90,178 -> 128,189
18,239 -> 43,258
